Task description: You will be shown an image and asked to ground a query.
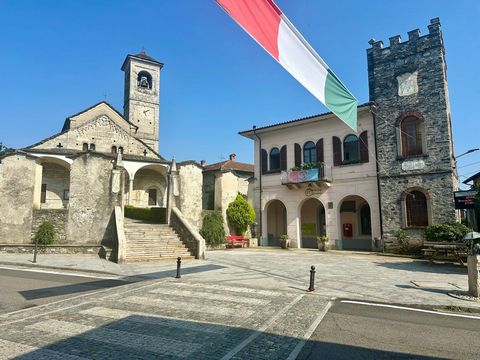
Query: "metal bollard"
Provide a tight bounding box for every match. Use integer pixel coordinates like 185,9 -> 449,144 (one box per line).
32,236 -> 39,263
175,257 -> 182,278
308,265 -> 316,292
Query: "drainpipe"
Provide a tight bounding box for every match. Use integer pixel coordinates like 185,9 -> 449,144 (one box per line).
253,126 -> 263,243
370,104 -> 384,241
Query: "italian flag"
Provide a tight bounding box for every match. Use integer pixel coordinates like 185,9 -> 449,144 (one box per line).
217,0 -> 358,131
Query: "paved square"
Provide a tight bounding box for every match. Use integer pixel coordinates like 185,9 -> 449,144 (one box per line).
0,277 -> 329,359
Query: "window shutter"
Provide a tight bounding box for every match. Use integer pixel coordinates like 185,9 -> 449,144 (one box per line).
316,139 -> 324,163
359,131 -> 369,163
261,149 -> 268,174
280,145 -> 287,171
294,143 -> 301,167
333,136 -> 342,166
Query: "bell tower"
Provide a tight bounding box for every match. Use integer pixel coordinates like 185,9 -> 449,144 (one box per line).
121,51 -> 163,152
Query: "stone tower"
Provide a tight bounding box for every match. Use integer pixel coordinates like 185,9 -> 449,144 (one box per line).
121,51 -> 163,152
367,18 -> 458,241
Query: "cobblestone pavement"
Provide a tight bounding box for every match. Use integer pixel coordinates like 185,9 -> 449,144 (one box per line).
0,276 -> 330,359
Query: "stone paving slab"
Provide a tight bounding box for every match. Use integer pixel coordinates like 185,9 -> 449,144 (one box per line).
0,277 -> 330,360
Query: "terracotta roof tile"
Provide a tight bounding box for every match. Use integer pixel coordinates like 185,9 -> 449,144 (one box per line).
203,159 -> 254,173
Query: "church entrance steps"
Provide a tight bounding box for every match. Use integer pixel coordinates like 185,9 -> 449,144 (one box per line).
123,218 -> 194,262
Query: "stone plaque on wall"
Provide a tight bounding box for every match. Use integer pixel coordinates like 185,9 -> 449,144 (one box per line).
112,169 -> 121,193
401,159 -> 425,171
397,71 -> 418,96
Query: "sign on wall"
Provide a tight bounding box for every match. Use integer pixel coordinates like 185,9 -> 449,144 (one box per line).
454,190 -> 477,209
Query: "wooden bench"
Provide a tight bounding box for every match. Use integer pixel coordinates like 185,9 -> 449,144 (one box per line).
422,241 -> 467,266
225,235 -> 249,248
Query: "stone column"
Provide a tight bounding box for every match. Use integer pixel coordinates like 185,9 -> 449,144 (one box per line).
127,178 -> 134,206
468,255 -> 480,297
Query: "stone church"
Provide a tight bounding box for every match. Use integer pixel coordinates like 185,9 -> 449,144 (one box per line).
0,52 -> 206,261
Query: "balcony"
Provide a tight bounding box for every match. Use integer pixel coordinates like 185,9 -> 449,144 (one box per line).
281,164 -> 332,190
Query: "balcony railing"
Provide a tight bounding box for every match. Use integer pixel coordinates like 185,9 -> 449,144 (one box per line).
281,164 -> 332,188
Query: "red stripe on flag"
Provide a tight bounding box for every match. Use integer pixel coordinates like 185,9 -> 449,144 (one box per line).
217,0 -> 282,60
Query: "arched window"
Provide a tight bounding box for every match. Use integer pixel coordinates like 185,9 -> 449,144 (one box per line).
303,141 -> 316,164
269,148 -> 280,172
82,143 -> 88,151
343,135 -> 359,162
400,116 -> 423,157
89,143 -> 96,151
118,146 -> 124,154
360,203 -> 372,235
137,71 -> 152,89
111,146 -> 117,154
405,190 -> 428,227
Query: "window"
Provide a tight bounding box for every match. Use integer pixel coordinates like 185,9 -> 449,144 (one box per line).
269,148 -> 280,172
401,116 -> 423,157
360,204 -> 372,235
40,184 -> 47,203
118,146 -> 124,154
137,71 -> 152,89
340,201 -> 356,212
89,143 -> 96,151
148,188 -> 157,206
63,190 -> 70,201
303,141 -> 317,164
405,190 -> 428,227
111,146 -> 117,154
343,135 -> 359,162
82,143 -> 88,151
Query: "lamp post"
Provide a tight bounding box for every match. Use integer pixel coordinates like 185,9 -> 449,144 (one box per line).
456,148 -> 480,159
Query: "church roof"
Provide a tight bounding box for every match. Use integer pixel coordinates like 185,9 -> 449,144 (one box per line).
121,51 -> 164,70
203,159 -> 254,173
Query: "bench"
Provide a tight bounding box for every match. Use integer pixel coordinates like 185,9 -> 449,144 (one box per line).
225,235 -> 249,249
422,241 -> 467,266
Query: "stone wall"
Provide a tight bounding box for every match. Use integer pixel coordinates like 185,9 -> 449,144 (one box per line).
31,209 -> 68,243
177,163 -> 203,230
170,207 -> 206,259
367,18 -> 457,241
67,153 -> 121,244
0,154 -> 36,244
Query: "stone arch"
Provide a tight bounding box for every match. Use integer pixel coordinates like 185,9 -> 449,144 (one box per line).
34,157 -> 71,210
298,197 -> 326,248
126,164 -> 167,207
401,187 -> 431,227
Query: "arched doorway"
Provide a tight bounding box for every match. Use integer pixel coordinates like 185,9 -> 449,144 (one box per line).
266,200 -> 287,247
300,198 -> 326,248
338,195 -> 372,250
127,165 -> 167,208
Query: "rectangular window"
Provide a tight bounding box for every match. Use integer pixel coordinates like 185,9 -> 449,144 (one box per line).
63,190 -> 70,200
40,184 -> 47,203
148,189 -> 157,206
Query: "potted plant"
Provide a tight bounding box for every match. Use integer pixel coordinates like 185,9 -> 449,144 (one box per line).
316,235 -> 329,251
280,234 -> 290,249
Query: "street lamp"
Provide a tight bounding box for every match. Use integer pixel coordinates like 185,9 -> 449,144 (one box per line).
456,148 -> 480,159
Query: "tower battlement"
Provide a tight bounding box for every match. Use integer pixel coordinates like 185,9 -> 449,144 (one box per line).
367,18 -> 442,54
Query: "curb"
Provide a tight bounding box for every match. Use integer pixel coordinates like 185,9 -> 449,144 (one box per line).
0,261 -> 121,277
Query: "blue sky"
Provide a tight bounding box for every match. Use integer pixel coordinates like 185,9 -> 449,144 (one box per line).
0,1 -> 479,185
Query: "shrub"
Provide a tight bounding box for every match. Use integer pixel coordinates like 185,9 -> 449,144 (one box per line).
124,206 -> 166,223
34,221 -> 55,245
226,194 -> 256,235
425,222 -> 471,242
200,211 -> 226,247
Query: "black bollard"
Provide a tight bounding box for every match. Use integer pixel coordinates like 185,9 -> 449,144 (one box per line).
308,265 -> 316,292
175,257 -> 182,278
32,236 -> 39,263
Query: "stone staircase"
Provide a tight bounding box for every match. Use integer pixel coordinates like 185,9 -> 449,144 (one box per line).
123,218 -> 194,262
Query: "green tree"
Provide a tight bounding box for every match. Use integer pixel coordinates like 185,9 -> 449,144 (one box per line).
0,142 -> 12,156
226,194 -> 256,235
200,212 -> 226,247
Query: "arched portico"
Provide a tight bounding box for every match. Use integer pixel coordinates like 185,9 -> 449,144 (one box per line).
124,163 -> 167,207
265,199 -> 287,247
299,198 -> 326,248
34,157 -> 71,209
338,195 -> 373,250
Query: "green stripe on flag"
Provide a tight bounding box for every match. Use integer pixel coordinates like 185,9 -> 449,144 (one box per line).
325,70 -> 358,131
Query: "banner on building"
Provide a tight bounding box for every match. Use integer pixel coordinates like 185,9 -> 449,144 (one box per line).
454,190 -> 477,209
